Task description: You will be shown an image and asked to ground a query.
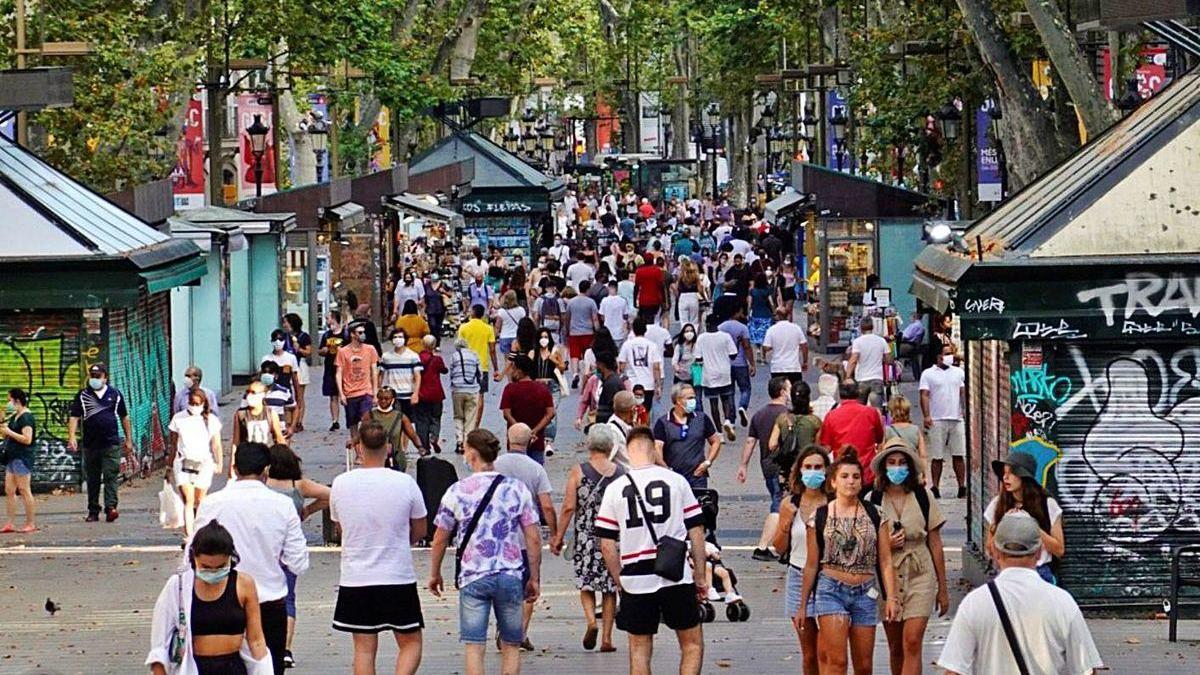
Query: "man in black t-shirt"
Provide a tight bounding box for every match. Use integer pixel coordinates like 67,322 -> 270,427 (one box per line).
67,363 -> 132,522
595,356 -> 624,424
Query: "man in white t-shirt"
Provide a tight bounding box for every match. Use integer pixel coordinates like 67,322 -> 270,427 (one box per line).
694,316 -> 739,441
548,236 -> 571,267
618,317 -> 664,413
761,306 -> 808,389
330,420 -> 427,674
644,322 -> 672,360
920,342 -> 967,499
847,317 -> 892,410
595,428 -> 708,675
599,281 -> 632,343
938,512 -> 1103,675
566,253 -> 596,291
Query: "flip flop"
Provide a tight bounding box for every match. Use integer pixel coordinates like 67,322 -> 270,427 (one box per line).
17,525 -> 37,533
0,523 -> 15,533
599,644 -> 617,653
582,625 -> 598,650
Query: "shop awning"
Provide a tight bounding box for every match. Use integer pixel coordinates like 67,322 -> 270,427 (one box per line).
764,189 -> 808,224
909,245 -> 974,313
320,201 -> 366,230
167,218 -> 247,253
178,206 -> 296,235
139,254 -> 209,293
385,193 -> 465,229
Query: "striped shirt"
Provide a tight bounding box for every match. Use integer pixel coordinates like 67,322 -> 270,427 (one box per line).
594,465 -> 705,594
448,348 -> 483,393
379,349 -> 423,396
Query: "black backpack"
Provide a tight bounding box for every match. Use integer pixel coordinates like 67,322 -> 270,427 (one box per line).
865,487 -> 932,531
813,500 -> 884,582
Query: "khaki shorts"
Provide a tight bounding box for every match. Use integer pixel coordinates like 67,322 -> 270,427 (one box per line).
927,419 -> 965,460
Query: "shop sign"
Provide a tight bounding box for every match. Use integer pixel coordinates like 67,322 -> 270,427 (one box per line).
461,195 -> 546,214
1021,344 -> 1043,368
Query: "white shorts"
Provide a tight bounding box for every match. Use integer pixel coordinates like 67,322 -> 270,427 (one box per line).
173,457 -> 215,491
928,420 -> 966,460
296,360 -> 311,386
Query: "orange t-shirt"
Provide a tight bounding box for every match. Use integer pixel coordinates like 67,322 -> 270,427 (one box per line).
335,342 -> 379,398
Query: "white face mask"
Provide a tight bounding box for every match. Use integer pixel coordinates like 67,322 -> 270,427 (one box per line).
246,393 -> 265,408
272,339 -> 285,350
683,331 -> 695,341
942,354 -> 955,367
539,337 -> 550,348
393,337 -> 405,347
188,404 -> 204,415
377,403 -> 394,413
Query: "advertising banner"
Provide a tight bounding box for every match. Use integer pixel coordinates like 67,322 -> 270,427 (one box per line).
171,95 -> 206,210
976,102 -> 1002,203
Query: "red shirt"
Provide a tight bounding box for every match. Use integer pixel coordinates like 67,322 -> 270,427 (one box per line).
635,264 -> 666,308
638,203 -> 655,219
818,400 -> 885,484
499,378 -> 555,453
418,350 -> 447,402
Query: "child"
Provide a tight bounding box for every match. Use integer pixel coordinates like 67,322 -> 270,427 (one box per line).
631,384 -> 650,426
692,539 -> 742,604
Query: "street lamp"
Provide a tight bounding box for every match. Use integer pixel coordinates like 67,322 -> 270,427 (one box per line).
246,113 -> 271,197
522,128 -> 538,155
829,107 -> 849,171
936,101 -> 962,142
1117,77 -> 1142,113
539,123 -> 556,153
308,111 -> 328,183
503,128 -> 520,154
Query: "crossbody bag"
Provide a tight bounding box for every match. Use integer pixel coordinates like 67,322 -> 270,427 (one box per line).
455,475 -> 505,589
626,475 -> 688,582
987,580 -> 1031,675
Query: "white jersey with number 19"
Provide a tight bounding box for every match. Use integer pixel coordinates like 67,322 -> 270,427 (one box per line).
594,464 -> 705,594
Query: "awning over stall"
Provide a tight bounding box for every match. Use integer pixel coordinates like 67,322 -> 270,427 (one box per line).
764,188 -> 807,225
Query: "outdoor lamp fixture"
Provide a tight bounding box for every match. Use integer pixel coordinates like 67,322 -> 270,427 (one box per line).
522,128 -> 538,154
830,107 -> 849,144
802,101 -> 818,142
539,124 -> 556,153
836,65 -> 854,87
926,221 -> 954,244
1117,77 -> 1142,113
503,129 -> 520,153
308,111 -> 329,183
246,113 -> 271,197
936,101 -> 962,142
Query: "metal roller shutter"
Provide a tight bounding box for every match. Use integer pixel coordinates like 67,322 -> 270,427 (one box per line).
0,310 -> 85,489
107,292 -> 173,476
1014,340 -> 1200,605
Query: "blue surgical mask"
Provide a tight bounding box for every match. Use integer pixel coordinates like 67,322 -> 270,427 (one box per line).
260,373 -> 275,387
4,401 -> 15,415
683,398 -> 697,414
886,466 -> 910,485
801,470 -> 826,489
88,377 -> 104,390
195,565 -> 231,584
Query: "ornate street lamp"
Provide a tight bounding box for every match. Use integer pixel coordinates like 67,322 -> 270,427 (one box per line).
246,113 -> 271,197
503,128 -> 520,153
308,111 -> 329,183
936,101 -> 962,142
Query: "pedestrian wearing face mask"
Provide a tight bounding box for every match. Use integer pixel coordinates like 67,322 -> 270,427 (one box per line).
919,343 -> 966,499
167,389 -> 224,538
380,328 -> 424,450
651,383 -> 722,489
174,365 -> 219,415
424,273 -> 449,346
262,329 -> 300,395
866,439 -> 949,675
392,271 -> 424,323
232,382 -> 286,477
68,363 -> 133,523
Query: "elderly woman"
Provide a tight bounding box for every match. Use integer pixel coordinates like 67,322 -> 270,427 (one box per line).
551,425 -> 625,653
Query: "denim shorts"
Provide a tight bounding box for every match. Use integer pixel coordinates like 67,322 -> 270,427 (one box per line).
284,567 -> 298,618
784,566 -> 817,619
764,473 -> 783,513
5,458 -> 31,477
459,572 -> 525,645
813,572 -> 878,626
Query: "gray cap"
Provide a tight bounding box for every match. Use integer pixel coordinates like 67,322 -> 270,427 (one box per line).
992,511 -> 1042,557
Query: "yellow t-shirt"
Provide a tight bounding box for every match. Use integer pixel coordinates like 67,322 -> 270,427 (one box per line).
458,319 -> 496,372
395,314 -> 430,352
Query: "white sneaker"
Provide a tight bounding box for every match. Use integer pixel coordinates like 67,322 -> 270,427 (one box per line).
723,419 -> 737,442
707,586 -> 722,602
724,592 -> 742,604
737,407 -> 749,427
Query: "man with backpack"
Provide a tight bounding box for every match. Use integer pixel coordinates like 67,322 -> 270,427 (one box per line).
735,376 -> 793,562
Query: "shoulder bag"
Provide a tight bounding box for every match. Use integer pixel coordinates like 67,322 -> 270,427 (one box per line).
626,474 -> 688,582
988,580 -> 1031,675
455,475 -> 505,589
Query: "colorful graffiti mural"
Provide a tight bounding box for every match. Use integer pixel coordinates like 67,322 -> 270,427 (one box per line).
0,313 -> 85,487
1014,342 -> 1200,599
107,294 -> 172,475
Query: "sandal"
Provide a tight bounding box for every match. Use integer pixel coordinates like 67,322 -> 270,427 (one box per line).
599,644 -> 617,653
582,625 -> 598,650
17,524 -> 38,533
0,523 -> 15,534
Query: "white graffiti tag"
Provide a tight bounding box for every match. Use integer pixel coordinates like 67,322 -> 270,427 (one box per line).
1076,273 -> 1200,327
963,296 -> 1006,313
1011,319 -> 1087,340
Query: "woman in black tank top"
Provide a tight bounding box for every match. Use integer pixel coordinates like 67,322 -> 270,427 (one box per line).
152,520 -> 269,675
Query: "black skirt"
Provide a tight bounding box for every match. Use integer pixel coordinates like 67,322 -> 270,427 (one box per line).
332,583 -> 424,634
194,653 -> 247,675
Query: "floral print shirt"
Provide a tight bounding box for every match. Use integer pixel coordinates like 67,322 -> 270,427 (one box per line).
435,471 -> 539,588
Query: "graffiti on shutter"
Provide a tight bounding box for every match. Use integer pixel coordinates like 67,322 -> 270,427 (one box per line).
1009,340 -> 1200,603
107,292 -> 172,475
0,311 -> 85,489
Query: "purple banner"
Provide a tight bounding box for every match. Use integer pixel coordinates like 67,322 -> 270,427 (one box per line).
976,103 -> 1002,202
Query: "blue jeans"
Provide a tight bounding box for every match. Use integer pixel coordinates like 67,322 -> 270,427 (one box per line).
731,365 -> 752,410
784,566 -> 817,619
764,473 -> 783,513
813,573 -> 878,626
459,572 -> 525,645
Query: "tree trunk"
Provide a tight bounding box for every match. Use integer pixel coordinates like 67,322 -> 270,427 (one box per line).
955,0 -> 1069,190
670,42 -> 691,160
1023,0 -> 1118,138
430,0 -> 489,80
727,108 -> 750,208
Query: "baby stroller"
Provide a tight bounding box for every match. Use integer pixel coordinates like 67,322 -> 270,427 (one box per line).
692,488 -> 751,623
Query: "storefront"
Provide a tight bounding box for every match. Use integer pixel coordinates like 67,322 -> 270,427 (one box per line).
410,130 -> 565,259
911,69 -> 1200,606
0,137 -> 205,488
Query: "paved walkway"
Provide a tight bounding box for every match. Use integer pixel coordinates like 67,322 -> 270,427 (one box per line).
1,350 -> 1198,673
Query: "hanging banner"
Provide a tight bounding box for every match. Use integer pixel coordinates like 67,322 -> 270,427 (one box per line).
976,103 -> 1002,203
237,92 -> 277,200
171,95 -> 206,210
826,90 -> 853,173
1102,46 -> 1168,101
370,105 -> 391,171
639,92 -> 662,155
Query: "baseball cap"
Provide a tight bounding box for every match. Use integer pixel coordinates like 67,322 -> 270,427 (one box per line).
992,511 -> 1042,556
88,363 -> 108,376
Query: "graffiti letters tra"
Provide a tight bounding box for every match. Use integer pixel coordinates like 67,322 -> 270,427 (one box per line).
1076,273 -> 1200,327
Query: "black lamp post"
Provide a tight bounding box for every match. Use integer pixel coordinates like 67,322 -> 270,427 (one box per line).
308,111 -> 328,183
246,113 -> 271,197
936,101 -> 962,142
830,106 -> 849,171
802,100 -> 818,160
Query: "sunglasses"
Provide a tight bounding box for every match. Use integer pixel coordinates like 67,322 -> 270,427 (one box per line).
678,422 -> 689,440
